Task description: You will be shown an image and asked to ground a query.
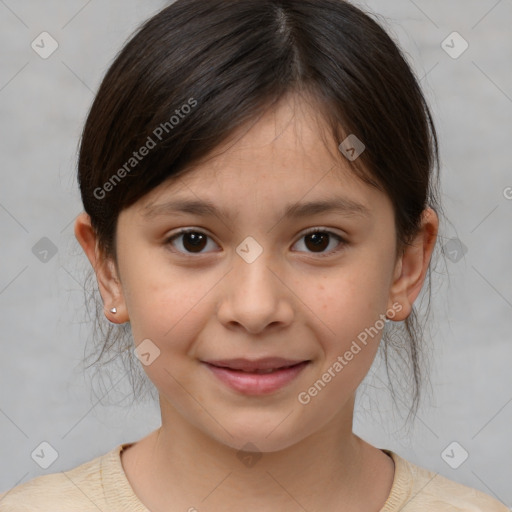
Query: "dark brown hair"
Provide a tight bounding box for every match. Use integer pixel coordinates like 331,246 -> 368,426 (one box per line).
78,0 -> 443,422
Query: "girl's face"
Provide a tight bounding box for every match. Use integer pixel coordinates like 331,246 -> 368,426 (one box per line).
79,95 -> 436,452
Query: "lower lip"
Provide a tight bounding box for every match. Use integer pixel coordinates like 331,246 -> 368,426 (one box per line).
203,362 -> 309,395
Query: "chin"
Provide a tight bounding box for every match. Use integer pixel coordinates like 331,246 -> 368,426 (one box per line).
203,415 -> 306,454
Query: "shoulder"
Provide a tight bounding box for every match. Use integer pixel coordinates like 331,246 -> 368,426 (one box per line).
383,450 -> 509,512
0,446 -> 119,511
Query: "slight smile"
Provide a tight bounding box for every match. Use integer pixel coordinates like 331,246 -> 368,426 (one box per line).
201,357 -> 311,395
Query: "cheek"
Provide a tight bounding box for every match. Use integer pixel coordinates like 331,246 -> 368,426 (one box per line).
123,265 -> 213,393
300,269 -> 391,416
314,256 -> 393,356
129,281 -> 206,344
122,257 -> 228,368
119,249 -> 199,340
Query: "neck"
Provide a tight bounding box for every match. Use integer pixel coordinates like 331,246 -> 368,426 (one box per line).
123,394 -> 382,512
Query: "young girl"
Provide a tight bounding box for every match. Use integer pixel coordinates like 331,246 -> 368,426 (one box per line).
1,0 -> 507,510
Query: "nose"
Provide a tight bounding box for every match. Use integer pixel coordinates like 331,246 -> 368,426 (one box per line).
215,247 -> 294,334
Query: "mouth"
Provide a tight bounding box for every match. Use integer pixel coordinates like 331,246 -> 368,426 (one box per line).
201,358 -> 311,395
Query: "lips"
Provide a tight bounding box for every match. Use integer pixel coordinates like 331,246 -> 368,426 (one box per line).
202,357 -> 311,395
204,357 -> 308,372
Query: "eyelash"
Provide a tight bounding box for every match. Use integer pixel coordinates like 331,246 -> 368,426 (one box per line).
164,227 -> 347,258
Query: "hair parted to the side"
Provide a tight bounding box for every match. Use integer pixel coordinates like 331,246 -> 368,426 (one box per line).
77,0 -> 444,423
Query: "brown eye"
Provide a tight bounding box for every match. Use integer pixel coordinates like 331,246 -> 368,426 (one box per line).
293,229 -> 345,256
182,232 -> 207,252
166,229 -> 218,255
304,232 -> 330,252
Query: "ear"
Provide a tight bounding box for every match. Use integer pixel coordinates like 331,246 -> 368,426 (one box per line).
74,212 -> 129,324
387,208 -> 439,321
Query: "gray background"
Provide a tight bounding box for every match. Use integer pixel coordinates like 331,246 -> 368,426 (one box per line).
1,0 -> 511,507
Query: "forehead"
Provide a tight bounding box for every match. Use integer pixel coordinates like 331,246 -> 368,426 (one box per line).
189,93 -> 344,177
146,96 -> 373,200
128,93 -> 391,223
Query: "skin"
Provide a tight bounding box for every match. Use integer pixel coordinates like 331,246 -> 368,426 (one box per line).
75,93 -> 438,512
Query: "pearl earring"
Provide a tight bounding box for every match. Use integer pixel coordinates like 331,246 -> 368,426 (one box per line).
110,307 -> 117,314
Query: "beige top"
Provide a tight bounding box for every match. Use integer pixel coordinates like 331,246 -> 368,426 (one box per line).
0,443 -> 507,511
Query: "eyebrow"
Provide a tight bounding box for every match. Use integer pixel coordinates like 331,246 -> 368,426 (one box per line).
142,196 -> 371,222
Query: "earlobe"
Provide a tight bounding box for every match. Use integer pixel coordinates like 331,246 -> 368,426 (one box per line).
74,212 -> 129,324
387,208 -> 439,321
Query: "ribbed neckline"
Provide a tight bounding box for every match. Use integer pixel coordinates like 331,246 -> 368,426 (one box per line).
102,443 -> 409,511
101,443 -> 150,512
379,449 -> 410,511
